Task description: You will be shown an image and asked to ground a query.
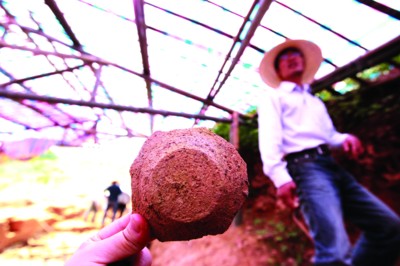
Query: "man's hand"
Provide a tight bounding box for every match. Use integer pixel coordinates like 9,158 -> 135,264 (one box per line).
65,213 -> 152,266
343,134 -> 364,159
277,181 -> 298,209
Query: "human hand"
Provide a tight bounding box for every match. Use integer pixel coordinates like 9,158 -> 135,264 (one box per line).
343,134 -> 364,159
65,213 -> 152,266
276,181 -> 298,209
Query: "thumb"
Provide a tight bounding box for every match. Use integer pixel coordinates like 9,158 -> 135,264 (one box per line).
90,213 -> 151,264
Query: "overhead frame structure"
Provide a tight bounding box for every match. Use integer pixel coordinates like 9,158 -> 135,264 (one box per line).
0,0 -> 399,146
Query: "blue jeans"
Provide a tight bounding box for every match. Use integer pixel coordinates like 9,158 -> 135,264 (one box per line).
287,154 -> 400,266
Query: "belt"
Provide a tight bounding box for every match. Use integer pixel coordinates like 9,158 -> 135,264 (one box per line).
284,144 -> 330,162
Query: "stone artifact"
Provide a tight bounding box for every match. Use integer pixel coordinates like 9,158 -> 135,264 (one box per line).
130,127 -> 248,241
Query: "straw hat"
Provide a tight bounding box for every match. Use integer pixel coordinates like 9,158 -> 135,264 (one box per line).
259,39 -> 322,88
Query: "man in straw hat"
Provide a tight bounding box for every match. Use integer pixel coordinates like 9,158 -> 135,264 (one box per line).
257,39 -> 400,265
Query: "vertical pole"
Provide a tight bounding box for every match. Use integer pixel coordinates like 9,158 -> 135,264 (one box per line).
229,112 -> 239,149
230,112 -> 244,226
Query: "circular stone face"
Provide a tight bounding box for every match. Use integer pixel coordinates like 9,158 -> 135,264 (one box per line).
130,127 -> 248,241
149,148 -> 220,222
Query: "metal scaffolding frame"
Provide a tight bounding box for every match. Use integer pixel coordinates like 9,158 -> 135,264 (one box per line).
0,0 -> 399,145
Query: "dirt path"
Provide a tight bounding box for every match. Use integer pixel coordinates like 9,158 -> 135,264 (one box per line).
0,199 -> 303,266
150,223 -> 271,266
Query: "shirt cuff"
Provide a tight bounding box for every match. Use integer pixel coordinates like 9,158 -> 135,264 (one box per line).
329,133 -> 349,147
270,171 -> 293,188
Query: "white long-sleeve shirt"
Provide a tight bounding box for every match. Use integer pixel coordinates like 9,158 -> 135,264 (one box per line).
258,81 -> 349,188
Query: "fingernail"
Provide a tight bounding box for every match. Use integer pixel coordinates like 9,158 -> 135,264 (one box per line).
131,214 -> 142,233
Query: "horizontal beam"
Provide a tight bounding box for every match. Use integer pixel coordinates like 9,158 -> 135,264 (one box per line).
0,90 -> 232,123
0,65 -> 85,87
312,35 -> 400,93
356,0 -> 400,20
0,40 -> 236,115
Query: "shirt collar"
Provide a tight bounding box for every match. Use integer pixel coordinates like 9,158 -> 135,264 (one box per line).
278,81 -> 311,93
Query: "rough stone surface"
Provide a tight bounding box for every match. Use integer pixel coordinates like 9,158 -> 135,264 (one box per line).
130,127 -> 248,242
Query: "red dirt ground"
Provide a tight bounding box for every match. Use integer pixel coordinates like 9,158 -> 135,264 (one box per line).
0,194 -> 313,266
0,145 -> 315,266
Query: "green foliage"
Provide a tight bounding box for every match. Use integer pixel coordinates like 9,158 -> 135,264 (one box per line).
0,150 -> 67,190
315,89 -> 333,101
261,217 -> 311,265
318,59 -> 398,97
334,78 -> 360,94
253,217 -> 265,225
212,110 -> 261,182
38,150 -> 58,160
393,54 -> 400,64
357,63 -> 393,81
212,109 -> 259,155
36,174 -> 51,184
274,221 -> 286,233
211,122 -> 230,141
326,84 -> 398,133
255,229 -> 268,236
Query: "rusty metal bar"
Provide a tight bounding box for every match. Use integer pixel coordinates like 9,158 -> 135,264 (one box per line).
203,0 -> 259,110
0,90 -> 233,123
312,35 -> 400,93
44,0 -> 82,48
133,0 -> 154,132
275,1 -> 368,51
0,65 -> 85,87
356,0 -> 400,20
0,40 -> 238,116
229,112 -> 240,150
208,0 -> 273,99
195,0 -> 273,123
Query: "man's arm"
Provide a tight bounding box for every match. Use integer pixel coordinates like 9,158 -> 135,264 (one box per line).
258,90 -> 298,209
258,90 -> 293,188
320,99 -> 364,158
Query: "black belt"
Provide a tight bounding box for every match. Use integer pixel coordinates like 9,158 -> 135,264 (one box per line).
284,144 -> 330,162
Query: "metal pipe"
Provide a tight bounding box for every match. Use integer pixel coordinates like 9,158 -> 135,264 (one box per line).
0,90 -> 233,123
312,35 -> 400,93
